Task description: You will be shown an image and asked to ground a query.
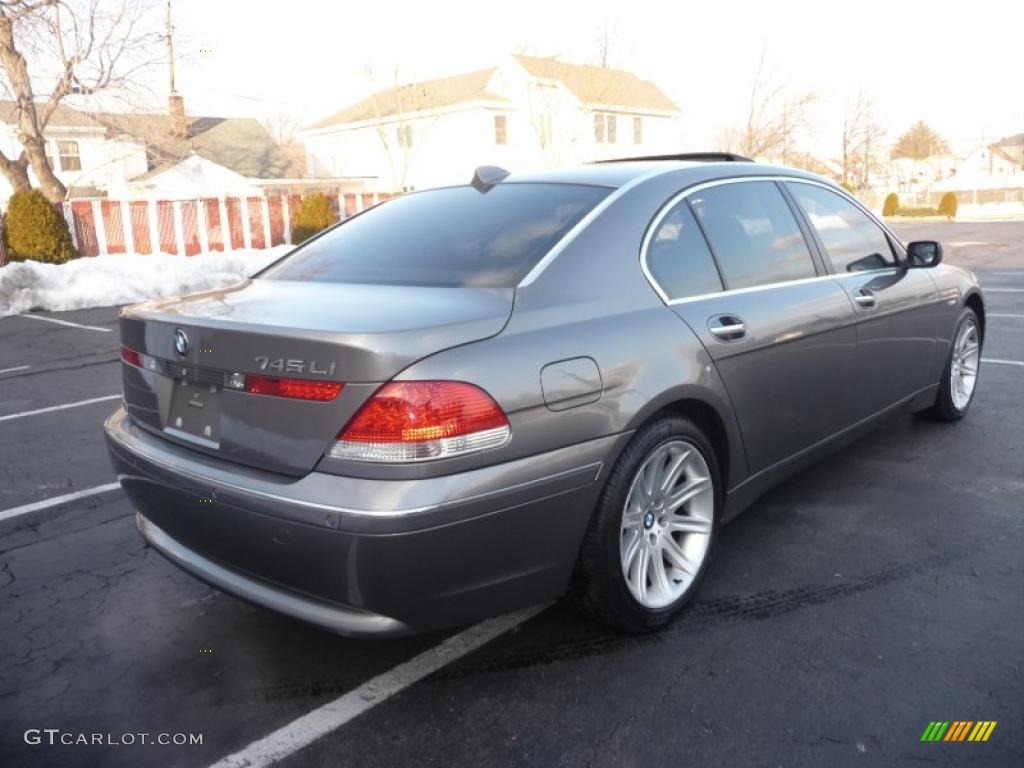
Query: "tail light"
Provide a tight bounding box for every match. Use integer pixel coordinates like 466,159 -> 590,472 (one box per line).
121,346 -> 143,367
245,375 -> 343,402
328,381 -> 510,462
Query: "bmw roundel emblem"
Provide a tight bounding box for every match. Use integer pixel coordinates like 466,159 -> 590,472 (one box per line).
174,328 -> 189,357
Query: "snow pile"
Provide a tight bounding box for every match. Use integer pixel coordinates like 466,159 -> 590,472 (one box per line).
0,246 -> 292,317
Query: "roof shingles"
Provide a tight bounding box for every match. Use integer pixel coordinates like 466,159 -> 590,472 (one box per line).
512,54 -> 678,112
308,68 -> 507,129
0,100 -> 298,179
308,55 -> 679,130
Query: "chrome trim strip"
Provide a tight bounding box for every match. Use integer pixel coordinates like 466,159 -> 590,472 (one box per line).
517,167 -> 670,288
639,175 -> 906,305
111,411 -> 603,519
162,426 -> 220,450
135,513 -> 412,637
663,273 -> 834,306
442,461 -> 603,509
112,434 -> 438,517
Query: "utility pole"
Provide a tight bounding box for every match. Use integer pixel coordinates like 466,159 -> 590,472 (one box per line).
166,0 -> 176,95
165,0 -> 187,137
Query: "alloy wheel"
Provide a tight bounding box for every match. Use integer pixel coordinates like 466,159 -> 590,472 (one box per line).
619,439 -> 714,609
950,318 -> 980,410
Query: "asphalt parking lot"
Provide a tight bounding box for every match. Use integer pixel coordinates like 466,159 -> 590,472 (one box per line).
1,220 -> 1022,768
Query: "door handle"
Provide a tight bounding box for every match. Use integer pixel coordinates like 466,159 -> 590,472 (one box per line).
853,290 -> 876,308
708,314 -> 747,341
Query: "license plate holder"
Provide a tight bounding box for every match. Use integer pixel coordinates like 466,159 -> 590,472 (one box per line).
165,379 -> 222,448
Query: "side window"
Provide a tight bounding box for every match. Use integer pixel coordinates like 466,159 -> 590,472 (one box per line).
646,200 -> 723,300
688,181 -> 816,290
787,182 -> 895,272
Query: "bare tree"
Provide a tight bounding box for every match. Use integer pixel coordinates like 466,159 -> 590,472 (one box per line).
593,18 -> 617,68
362,64 -> 449,192
263,107 -> 298,147
723,50 -> 818,162
840,88 -> 885,189
0,0 -> 161,201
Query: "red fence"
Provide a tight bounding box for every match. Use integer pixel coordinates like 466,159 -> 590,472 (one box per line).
60,192 -> 391,258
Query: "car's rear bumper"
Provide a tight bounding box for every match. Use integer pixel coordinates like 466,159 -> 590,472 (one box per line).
105,407 -> 623,635
134,512 -> 412,635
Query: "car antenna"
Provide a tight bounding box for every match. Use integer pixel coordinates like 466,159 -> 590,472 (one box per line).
471,165 -> 510,192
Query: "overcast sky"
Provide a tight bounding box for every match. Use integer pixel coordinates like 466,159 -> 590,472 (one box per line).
161,0 -> 1022,157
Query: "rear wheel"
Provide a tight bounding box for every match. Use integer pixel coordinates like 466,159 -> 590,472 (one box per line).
924,308 -> 981,421
573,415 -> 720,632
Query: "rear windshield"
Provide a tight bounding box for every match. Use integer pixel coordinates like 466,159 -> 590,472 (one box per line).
261,183 -> 610,288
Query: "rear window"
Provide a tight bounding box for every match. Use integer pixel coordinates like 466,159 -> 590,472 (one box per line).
261,183 -> 610,288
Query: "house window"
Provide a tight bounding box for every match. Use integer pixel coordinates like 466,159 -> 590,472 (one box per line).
594,114 -> 617,144
633,117 -> 643,144
494,114 -> 507,145
396,125 -> 413,148
58,140 -> 81,171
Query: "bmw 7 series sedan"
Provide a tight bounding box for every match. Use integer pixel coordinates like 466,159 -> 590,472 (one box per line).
105,154 -> 985,635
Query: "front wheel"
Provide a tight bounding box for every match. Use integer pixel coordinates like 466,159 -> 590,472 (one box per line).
924,307 -> 982,421
572,415 -> 721,632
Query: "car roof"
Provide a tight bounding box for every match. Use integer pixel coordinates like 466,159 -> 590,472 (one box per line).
502,160 -> 830,189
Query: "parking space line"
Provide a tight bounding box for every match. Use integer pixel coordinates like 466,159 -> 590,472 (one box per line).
0,483 -> 121,526
0,394 -> 120,422
984,288 -> 1024,293
18,314 -> 113,333
983,358 -> 1024,368
990,314 -> 1024,318
209,605 -> 548,768
0,365 -> 30,374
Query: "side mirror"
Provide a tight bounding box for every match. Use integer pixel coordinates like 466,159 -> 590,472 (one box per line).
906,241 -> 943,268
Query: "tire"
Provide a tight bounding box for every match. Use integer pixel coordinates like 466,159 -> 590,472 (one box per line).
923,307 -> 982,422
572,415 -> 721,633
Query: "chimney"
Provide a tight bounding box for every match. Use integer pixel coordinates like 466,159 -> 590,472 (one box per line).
169,93 -> 187,138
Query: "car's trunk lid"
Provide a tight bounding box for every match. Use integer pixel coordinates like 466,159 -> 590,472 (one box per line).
119,278 -> 513,475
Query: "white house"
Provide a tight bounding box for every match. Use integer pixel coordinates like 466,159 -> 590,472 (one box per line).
881,133 -> 1024,197
0,99 -> 304,201
0,102 -> 149,199
301,54 -> 682,192
941,136 -> 1023,190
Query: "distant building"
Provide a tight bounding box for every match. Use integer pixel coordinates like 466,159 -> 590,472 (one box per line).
922,133 -> 1024,192
301,54 -> 682,192
0,97 -> 303,200
991,133 -> 1024,167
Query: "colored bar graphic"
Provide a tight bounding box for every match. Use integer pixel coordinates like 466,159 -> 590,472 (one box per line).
921,721 -> 996,742
921,722 -> 950,741
944,721 -> 972,741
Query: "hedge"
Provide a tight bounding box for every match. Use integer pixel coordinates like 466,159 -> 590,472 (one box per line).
291,193 -> 336,244
938,191 -> 958,219
881,193 -> 900,217
3,190 -> 78,264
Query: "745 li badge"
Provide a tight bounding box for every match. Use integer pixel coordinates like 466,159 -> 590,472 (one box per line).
254,356 -> 337,376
